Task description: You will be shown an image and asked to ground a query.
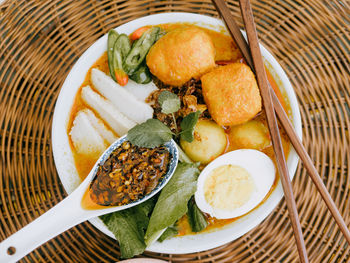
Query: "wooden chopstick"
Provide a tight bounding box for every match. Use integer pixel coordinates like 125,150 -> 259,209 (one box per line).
238,1 -> 309,262
211,0 -> 350,247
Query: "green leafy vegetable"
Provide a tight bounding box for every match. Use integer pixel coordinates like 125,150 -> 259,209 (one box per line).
157,91 -> 181,131
137,197 -> 156,216
176,142 -> 193,163
145,162 -> 200,245
158,91 -> 181,115
180,111 -> 201,142
187,197 -> 208,232
100,198 -> 156,259
101,211 -> 147,259
158,226 -> 178,242
127,119 -> 173,148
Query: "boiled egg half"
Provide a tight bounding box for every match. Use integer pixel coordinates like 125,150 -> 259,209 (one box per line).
195,149 -> 276,219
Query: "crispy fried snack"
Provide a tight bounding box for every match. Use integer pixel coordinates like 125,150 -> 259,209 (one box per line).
201,63 -> 262,126
146,26 -> 216,86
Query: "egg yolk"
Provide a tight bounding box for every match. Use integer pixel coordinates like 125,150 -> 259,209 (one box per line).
204,164 -> 255,210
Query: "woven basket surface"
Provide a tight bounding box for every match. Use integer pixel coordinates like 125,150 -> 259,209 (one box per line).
0,0 -> 349,262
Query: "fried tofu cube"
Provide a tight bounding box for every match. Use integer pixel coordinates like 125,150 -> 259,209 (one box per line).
201,63 -> 262,126
201,28 -> 242,62
146,26 -> 216,86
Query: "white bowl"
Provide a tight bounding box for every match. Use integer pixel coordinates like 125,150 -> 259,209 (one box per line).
52,12 -> 302,254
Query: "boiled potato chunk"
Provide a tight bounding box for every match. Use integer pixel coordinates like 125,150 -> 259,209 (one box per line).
201,63 -> 262,126
146,26 -> 216,86
229,120 -> 270,151
180,120 -> 227,164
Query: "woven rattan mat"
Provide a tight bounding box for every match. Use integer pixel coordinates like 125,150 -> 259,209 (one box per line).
0,0 -> 349,262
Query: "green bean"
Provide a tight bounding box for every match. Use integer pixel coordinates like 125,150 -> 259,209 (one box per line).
123,27 -> 160,75
129,64 -> 152,84
115,34 -> 131,59
112,34 -> 132,86
107,30 -> 119,81
112,45 -> 129,86
113,34 -> 131,71
113,42 -> 123,70
156,29 -> 167,41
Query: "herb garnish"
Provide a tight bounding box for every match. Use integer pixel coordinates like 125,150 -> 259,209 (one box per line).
145,162 -> 199,245
128,102 -> 201,147
158,226 -> 178,242
158,91 -> 181,114
158,91 -> 200,143
187,197 -> 208,232
158,90 -> 181,131
179,111 -> 200,143
127,119 -> 173,148
100,197 -> 156,259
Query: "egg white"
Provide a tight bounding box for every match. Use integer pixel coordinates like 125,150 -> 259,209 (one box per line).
195,149 -> 276,219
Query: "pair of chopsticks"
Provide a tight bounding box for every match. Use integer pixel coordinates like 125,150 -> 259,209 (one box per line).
211,0 -> 350,262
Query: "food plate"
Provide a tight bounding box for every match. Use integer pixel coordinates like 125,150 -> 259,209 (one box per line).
52,12 -> 302,254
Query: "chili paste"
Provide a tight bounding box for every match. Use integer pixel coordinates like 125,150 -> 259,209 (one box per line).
90,141 -> 170,206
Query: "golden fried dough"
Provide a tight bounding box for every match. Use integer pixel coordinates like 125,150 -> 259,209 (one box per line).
201,28 -> 242,61
146,26 -> 216,86
201,63 -> 262,126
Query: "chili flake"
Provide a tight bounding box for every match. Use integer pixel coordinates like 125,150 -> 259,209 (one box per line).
90,141 -> 170,206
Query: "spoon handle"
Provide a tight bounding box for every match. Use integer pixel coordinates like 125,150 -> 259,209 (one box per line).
0,189 -> 88,263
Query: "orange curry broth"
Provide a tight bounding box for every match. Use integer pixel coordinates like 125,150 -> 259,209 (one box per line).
67,52 -> 116,180
67,24 -> 292,236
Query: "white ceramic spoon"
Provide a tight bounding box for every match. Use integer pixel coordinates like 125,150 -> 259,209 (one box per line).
0,136 -> 179,263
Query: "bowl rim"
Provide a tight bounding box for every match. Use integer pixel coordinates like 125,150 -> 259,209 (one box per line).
52,12 -> 302,254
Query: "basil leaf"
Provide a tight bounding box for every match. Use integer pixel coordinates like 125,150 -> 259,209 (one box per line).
127,119 -> 173,148
100,198 -> 156,259
101,211 -> 146,258
158,91 -> 180,114
176,142 -> 193,163
187,197 -> 208,232
158,226 -> 178,242
180,111 -> 200,142
161,98 -> 181,114
145,162 -> 199,245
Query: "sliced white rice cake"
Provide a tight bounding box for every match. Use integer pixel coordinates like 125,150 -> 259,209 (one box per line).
91,68 -> 154,123
81,86 -> 136,136
82,109 -> 118,144
70,110 -> 106,156
124,79 -> 158,103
